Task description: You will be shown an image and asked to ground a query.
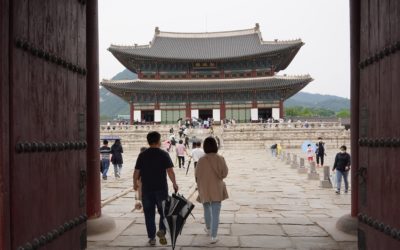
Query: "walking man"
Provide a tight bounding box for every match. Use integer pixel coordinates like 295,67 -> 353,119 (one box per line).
99,140 -> 111,180
315,137 -> 326,167
332,145 -> 351,194
133,131 -> 179,246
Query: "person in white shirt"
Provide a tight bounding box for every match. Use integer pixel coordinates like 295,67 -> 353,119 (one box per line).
191,141 -> 205,168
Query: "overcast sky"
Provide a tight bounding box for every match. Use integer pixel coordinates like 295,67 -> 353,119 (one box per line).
99,0 -> 350,98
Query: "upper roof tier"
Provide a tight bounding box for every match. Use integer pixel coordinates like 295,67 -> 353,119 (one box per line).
101,75 -> 312,102
108,24 -> 304,69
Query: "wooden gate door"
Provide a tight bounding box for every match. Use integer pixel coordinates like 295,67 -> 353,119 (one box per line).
8,0 -> 88,249
356,0 -> 400,249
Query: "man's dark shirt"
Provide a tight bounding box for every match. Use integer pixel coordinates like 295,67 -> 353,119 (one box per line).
333,152 -> 351,172
135,148 -> 173,193
316,142 -> 325,155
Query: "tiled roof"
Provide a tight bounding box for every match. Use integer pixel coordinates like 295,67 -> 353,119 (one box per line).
108,25 -> 303,61
101,75 -> 312,93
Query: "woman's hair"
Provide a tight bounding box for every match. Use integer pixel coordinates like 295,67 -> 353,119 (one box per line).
179,140 -> 183,144
203,137 -> 218,153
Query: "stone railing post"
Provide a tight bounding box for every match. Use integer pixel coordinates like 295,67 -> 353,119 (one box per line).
308,161 -> 320,180
298,158 -> 308,174
291,154 -> 298,169
320,166 -> 333,188
286,153 -> 291,165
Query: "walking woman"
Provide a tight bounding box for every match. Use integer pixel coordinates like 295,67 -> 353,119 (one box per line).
195,137 -> 229,244
111,139 -> 124,178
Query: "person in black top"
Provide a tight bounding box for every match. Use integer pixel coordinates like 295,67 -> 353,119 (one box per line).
99,140 -> 111,180
332,145 -> 351,194
315,137 -> 326,167
134,131 -> 179,246
111,139 -> 123,178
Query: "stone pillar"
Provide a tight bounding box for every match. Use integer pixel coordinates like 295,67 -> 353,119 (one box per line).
286,153 -> 291,165
320,166 -> 333,188
291,154 -> 298,169
298,158 -> 308,174
308,161 -> 320,180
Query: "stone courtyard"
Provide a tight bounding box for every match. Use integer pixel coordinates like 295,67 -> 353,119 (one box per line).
88,146 -> 357,250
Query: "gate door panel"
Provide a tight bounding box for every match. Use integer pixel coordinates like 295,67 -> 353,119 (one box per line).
358,0 -> 400,249
10,0 -> 87,249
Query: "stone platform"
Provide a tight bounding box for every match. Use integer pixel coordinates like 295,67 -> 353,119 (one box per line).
88,148 -> 356,249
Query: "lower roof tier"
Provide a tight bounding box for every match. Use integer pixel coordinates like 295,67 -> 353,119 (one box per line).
101,75 -> 312,103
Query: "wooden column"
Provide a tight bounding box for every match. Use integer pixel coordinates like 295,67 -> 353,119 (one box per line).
279,99 -> 284,118
252,90 -> 257,108
350,0 -> 360,217
130,102 -> 134,125
86,0 -> 101,219
185,101 -> 191,119
220,101 -> 226,121
0,0 -> 10,248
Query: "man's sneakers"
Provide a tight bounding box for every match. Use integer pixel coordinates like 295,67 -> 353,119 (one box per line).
148,238 -> 156,246
210,237 -> 219,244
204,227 -> 210,236
156,230 -> 167,245
335,190 -> 340,195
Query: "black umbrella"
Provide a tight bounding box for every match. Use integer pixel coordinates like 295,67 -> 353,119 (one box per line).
185,157 -> 192,176
162,193 -> 195,250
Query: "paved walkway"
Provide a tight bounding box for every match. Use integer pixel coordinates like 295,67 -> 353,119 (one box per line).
88,148 -> 357,250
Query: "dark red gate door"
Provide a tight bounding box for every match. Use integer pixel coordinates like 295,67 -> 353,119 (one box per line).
356,0 -> 400,249
9,0 -> 88,249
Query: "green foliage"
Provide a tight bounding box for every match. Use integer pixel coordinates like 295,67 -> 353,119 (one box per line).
336,109 -> 351,118
285,106 -> 335,117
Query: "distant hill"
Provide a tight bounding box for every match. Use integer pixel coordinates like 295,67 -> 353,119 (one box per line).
100,69 -> 350,117
100,69 -> 137,118
285,92 -> 350,112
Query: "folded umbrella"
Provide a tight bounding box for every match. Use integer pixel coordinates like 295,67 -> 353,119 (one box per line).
162,193 -> 195,250
185,157 -> 192,176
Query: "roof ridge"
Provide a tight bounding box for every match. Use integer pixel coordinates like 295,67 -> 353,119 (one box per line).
156,27 -> 257,38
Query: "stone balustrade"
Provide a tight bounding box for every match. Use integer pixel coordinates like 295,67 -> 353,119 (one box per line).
222,122 -> 344,132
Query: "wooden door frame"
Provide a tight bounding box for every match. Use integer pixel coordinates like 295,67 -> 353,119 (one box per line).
349,0 -> 360,217
0,0 -> 10,249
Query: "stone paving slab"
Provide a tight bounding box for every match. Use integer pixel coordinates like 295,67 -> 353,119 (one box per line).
89,148 -> 357,249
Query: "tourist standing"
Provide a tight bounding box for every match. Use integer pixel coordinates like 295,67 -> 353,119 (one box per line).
315,137 -> 326,167
306,144 -> 314,162
176,140 -> 187,168
195,137 -> 229,244
332,145 -> 351,194
100,140 -> 111,180
111,139 -> 123,178
270,143 -> 277,157
277,143 -> 282,156
191,141 -> 205,168
133,131 -> 179,246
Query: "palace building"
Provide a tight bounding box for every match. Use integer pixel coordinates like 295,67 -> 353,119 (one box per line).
101,24 -> 312,124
